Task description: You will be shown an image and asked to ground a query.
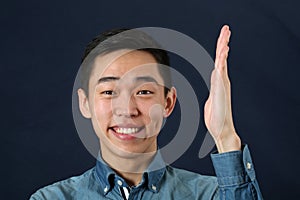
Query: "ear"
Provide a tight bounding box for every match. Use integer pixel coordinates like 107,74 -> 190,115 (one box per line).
78,88 -> 91,118
163,87 -> 177,117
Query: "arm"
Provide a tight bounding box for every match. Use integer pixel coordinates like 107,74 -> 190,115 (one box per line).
205,25 -> 263,199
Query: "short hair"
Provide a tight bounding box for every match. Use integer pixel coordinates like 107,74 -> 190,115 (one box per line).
80,28 -> 171,97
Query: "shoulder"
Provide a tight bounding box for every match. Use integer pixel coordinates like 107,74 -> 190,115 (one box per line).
30,168 -> 97,200
165,165 -> 217,183
160,166 -> 218,198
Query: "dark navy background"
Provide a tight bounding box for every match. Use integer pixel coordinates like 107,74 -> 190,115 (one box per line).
1,0 -> 299,199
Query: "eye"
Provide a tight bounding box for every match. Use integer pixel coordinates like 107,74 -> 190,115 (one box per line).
136,90 -> 154,95
100,90 -> 117,96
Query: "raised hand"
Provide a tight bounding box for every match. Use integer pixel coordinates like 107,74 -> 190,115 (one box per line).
204,25 -> 241,153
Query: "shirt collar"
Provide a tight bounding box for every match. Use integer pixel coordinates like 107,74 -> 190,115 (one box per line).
95,151 -> 166,195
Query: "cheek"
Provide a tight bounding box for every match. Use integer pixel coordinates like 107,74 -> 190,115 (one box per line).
140,103 -> 164,138
138,101 -> 164,124
93,100 -> 112,121
149,104 -> 164,123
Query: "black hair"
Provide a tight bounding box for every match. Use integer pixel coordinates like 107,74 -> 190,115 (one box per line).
80,28 -> 171,97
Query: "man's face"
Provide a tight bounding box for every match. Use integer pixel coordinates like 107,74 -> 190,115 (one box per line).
78,50 -> 176,158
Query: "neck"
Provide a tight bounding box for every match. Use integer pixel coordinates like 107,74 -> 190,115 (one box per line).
101,147 -> 157,186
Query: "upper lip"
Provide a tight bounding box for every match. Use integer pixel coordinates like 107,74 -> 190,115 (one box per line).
109,124 -> 145,132
110,123 -> 143,129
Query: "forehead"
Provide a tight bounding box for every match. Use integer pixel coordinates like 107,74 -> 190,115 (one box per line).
90,50 -> 163,84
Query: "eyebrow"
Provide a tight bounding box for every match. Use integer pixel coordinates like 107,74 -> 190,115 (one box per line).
97,76 -> 158,84
134,76 -> 158,84
97,76 -> 120,84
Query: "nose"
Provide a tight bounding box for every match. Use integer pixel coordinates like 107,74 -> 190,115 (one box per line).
112,92 -> 139,118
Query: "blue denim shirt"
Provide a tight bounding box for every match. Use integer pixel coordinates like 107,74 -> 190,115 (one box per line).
30,145 -> 263,199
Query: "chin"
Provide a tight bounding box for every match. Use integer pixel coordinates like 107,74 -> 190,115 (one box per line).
116,145 -> 152,156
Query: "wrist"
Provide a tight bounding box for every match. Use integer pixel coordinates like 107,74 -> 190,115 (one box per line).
215,133 -> 241,153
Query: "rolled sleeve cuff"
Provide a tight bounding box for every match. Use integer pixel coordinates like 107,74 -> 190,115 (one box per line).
210,144 -> 256,187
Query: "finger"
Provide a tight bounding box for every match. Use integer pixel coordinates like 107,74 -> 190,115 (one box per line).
215,29 -> 231,74
216,25 -> 230,57
216,29 -> 231,62
215,45 -> 230,74
218,45 -> 230,71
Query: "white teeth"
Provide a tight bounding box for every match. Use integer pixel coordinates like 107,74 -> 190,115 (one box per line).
115,128 -> 139,134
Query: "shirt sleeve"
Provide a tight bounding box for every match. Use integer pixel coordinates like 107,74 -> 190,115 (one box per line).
210,145 -> 264,200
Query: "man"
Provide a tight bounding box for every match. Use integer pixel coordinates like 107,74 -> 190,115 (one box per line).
30,25 -> 263,199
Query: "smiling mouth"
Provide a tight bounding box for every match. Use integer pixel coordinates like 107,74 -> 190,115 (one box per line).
110,127 -> 144,135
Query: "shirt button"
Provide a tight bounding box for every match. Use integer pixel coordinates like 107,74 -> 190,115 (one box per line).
151,185 -> 157,191
104,186 -> 108,193
246,162 -> 252,170
117,180 -> 123,186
